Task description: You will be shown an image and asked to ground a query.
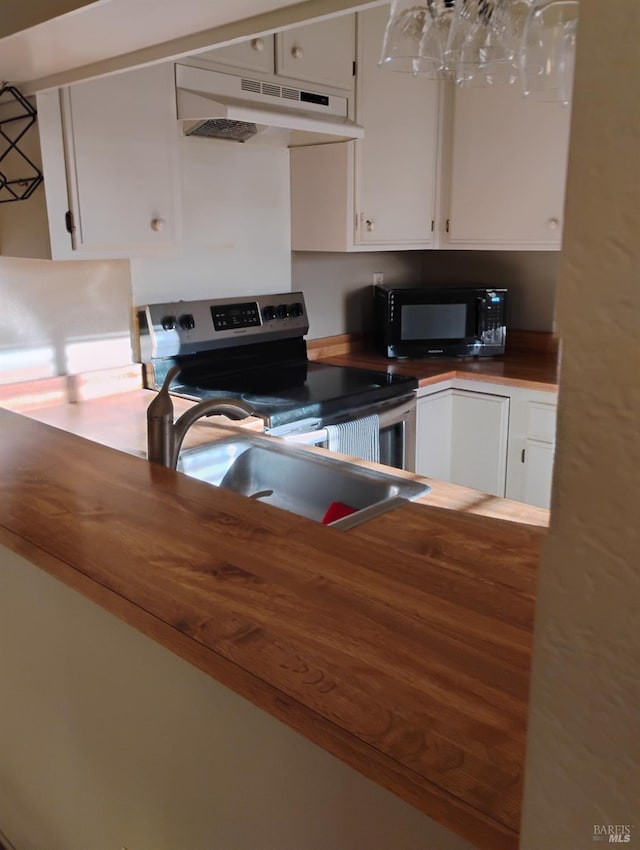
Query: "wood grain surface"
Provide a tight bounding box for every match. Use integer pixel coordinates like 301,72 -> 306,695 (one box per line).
308,329 -> 559,391
0,407 -> 545,850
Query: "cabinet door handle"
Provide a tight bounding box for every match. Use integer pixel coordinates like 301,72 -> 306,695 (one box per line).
291,46 -> 304,59
251,37 -> 265,52
150,217 -> 166,233
365,218 -> 376,232
521,448 -> 526,463
547,217 -> 560,231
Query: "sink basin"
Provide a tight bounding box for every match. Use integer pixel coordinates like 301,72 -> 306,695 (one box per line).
177,433 -> 430,529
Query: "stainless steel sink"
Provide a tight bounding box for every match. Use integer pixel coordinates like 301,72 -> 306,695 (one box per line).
177,433 -> 430,529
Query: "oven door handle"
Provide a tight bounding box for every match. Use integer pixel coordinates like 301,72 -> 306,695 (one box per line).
279,429 -> 328,446
277,395 -> 417,471
279,405 -> 409,445
277,398 -> 415,444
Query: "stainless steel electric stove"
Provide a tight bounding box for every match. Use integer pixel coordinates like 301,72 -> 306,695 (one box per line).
136,292 -> 418,469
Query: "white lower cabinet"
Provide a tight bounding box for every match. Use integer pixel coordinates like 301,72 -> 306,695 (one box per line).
415,390 -> 453,482
417,381 -> 557,507
521,439 -> 556,508
417,387 -> 509,497
450,390 -> 510,496
506,396 -> 558,509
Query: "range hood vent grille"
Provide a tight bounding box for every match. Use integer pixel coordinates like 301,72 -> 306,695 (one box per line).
240,76 -> 302,104
185,118 -> 258,142
240,78 -> 261,95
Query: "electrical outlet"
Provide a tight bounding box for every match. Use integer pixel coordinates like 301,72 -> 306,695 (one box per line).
373,273 -> 384,286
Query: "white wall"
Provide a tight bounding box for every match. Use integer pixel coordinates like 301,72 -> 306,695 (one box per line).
292,250 -> 423,338
0,129 -> 292,386
0,257 -> 132,382
420,251 -> 560,333
129,130 -> 292,305
520,2 -> 640,846
292,250 -> 559,340
0,546 -> 476,850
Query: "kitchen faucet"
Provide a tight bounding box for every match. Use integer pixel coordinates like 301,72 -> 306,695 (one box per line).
147,365 -> 264,469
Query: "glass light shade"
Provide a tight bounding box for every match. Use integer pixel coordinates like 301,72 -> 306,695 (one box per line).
378,2 -> 439,74
456,59 -> 520,86
521,0 -> 579,105
445,0 -> 516,68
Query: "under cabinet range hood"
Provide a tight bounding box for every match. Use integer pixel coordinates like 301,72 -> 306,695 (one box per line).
175,64 -> 364,144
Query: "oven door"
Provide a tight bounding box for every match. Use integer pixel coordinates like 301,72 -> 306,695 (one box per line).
278,394 -> 417,472
377,395 -> 416,471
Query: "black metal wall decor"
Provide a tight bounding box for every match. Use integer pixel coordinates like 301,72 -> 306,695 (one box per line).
0,84 -> 43,203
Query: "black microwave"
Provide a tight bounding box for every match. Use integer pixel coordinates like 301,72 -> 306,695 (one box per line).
374,285 -> 507,359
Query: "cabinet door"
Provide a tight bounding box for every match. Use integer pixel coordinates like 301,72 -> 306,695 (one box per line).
450,390 -> 510,496
416,390 -> 453,480
62,63 -> 179,256
522,439 -> 555,508
521,399 -> 556,508
355,6 -> 439,248
444,84 -> 571,249
195,36 -> 275,75
276,16 -> 355,90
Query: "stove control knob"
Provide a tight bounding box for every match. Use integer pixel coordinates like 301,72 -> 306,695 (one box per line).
275,304 -> 289,319
289,302 -> 303,318
161,315 -> 176,331
179,313 -> 195,331
262,305 -> 277,321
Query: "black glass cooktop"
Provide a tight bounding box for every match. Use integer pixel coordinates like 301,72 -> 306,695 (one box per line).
150,336 -> 417,431
170,360 -> 417,430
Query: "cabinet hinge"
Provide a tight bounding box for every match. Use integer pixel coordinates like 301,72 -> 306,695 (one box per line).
352,60 -> 357,77
65,210 -> 75,234
521,448 -> 526,463
445,218 -> 450,234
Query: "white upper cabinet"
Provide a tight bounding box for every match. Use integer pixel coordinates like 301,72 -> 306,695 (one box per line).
36,63 -> 180,260
276,16 -> 355,90
192,17 -> 355,92
290,6 -> 440,252
440,83 -> 571,250
355,5 -> 439,249
197,36 -> 275,75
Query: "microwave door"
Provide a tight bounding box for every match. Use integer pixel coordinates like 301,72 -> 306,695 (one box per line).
376,285 -> 506,358
400,301 -> 472,344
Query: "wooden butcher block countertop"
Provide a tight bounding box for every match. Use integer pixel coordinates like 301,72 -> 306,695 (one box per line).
309,329 -> 560,391
0,393 -> 546,850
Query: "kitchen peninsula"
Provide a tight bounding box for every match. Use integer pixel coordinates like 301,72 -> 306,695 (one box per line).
0,337 -> 554,850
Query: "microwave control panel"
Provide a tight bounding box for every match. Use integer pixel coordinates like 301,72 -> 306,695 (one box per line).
477,291 -> 506,335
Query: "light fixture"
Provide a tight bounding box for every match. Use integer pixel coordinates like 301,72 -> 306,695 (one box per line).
378,0 -> 579,104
